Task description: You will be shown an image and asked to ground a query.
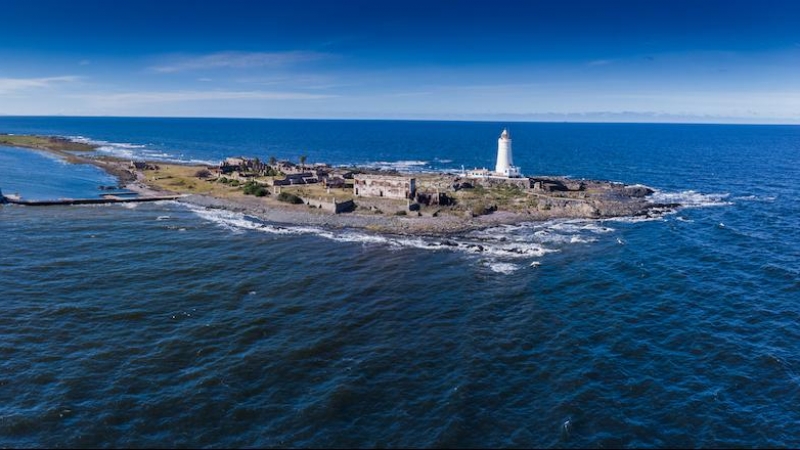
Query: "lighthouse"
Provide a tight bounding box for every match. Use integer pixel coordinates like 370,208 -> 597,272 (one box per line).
495,128 -> 521,177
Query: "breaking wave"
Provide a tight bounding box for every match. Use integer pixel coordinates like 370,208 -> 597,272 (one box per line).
183,205 -> 633,275
357,160 -> 431,172
67,135 -> 218,166
486,262 -> 521,274
732,194 -> 776,202
649,190 -> 732,208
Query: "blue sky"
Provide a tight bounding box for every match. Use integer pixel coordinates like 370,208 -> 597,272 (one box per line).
1,0 -> 798,123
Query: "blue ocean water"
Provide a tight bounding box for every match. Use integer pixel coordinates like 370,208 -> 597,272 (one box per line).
0,145 -> 119,200
0,117 -> 798,448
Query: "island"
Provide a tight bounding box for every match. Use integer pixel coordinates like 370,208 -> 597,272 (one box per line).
0,131 -> 678,236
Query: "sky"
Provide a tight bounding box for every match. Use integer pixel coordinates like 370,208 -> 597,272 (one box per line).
0,0 -> 798,123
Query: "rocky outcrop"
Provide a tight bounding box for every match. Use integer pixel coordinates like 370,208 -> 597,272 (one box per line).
622,185 -> 655,198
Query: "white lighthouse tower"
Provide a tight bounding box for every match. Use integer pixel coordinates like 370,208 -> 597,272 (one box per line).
495,128 -> 521,177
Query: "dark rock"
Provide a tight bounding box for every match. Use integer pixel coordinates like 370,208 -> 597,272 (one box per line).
622,185 -> 655,197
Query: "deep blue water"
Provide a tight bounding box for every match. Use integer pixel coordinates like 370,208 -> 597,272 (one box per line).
1,117 -> 798,448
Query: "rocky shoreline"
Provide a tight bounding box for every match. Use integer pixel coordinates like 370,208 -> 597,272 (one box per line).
2,134 -> 681,236
166,186 -> 675,237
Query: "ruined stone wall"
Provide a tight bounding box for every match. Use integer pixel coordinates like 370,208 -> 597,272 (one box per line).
353,175 -> 415,199
351,196 -> 408,214
301,196 -> 355,214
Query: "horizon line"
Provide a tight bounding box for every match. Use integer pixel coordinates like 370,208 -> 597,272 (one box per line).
0,113 -> 798,127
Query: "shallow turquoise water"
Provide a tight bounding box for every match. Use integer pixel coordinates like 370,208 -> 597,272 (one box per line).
0,145 -> 118,200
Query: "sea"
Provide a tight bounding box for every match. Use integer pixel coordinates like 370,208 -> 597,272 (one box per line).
1,117 -> 798,448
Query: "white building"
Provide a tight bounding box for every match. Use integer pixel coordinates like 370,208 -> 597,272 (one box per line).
495,128 -> 521,178
463,129 -> 523,180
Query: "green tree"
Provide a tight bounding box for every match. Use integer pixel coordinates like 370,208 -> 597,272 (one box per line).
268,155 -> 277,166
299,154 -> 307,171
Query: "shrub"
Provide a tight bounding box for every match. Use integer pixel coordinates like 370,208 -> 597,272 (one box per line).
394,210 -> 407,216
242,181 -> 258,194
242,181 -> 269,197
194,169 -> 213,178
264,167 -> 283,177
470,203 -> 496,216
471,203 -> 488,216
277,192 -> 304,204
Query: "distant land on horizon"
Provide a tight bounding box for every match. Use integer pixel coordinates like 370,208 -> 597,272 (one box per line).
0,113 -> 798,126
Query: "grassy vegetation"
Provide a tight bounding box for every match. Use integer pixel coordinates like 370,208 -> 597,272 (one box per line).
243,180 -> 269,197
0,134 -> 96,152
446,182 -> 533,214
144,164 -> 236,196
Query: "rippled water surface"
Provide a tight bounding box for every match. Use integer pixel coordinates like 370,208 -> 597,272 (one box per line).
1,118 -> 799,448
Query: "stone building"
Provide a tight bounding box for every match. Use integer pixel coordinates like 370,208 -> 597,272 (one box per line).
353,174 -> 416,199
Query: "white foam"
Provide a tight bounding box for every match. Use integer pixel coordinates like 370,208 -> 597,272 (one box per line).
358,160 -> 431,172
186,205 -> 315,235
649,190 -> 731,208
602,214 -> 668,224
487,262 -> 521,274
548,220 -> 615,234
732,195 -> 776,202
66,136 -> 219,166
181,204 -> 640,276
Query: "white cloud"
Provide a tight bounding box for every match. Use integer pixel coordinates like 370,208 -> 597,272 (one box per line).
151,51 -> 331,73
0,76 -> 80,94
73,90 -> 337,105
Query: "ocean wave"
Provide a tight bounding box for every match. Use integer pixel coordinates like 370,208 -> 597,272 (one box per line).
486,262 -> 521,274
649,190 -> 732,208
357,160 -> 432,172
732,195 -> 776,202
185,205 -> 323,235
66,136 -> 219,166
182,205 -> 683,275
182,204 -> 570,274
602,215 -> 669,224
548,221 -> 615,234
